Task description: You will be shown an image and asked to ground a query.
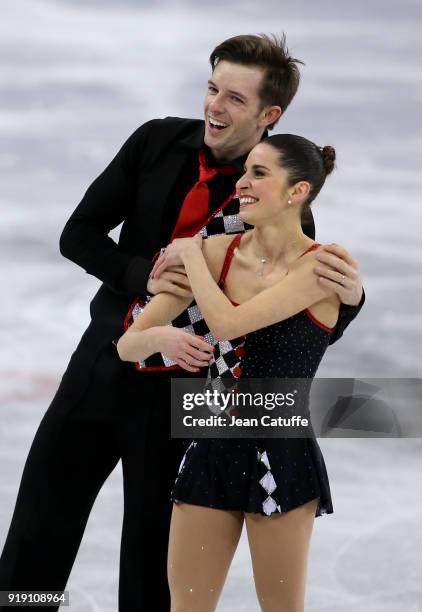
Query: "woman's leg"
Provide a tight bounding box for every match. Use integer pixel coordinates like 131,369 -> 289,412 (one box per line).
168,503 -> 244,612
245,498 -> 319,612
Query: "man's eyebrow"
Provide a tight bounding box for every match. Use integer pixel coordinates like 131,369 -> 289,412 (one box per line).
208,80 -> 248,102
227,88 -> 248,101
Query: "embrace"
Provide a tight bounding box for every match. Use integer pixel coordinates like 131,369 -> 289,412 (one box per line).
1,33 -> 363,612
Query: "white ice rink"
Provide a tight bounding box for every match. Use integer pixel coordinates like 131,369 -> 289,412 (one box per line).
1,0 -> 422,610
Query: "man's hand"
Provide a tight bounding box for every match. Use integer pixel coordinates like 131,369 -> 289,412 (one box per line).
154,327 -> 214,373
147,266 -> 193,298
314,244 -> 363,306
151,235 -> 202,279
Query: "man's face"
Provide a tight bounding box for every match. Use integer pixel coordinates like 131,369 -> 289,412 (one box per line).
203,60 -> 268,162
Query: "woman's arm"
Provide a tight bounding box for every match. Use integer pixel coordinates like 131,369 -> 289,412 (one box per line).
116,291 -> 214,371
180,241 -> 338,341
116,233 -> 230,366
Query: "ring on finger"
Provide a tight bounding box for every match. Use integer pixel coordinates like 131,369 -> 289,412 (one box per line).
340,274 -> 346,285
160,247 -> 166,255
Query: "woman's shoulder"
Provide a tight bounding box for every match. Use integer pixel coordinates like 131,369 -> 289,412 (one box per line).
290,241 -> 326,269
301,241 -> 324,257
297,243 -> 341,328
203,233 -> 237,248
202,233 -> 240,280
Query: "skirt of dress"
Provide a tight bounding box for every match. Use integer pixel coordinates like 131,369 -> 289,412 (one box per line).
170,437 -> 333,517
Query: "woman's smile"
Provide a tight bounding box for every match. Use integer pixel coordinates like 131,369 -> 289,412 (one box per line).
238,195 -> 259,208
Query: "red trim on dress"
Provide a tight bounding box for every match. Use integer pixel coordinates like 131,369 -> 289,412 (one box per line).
304,309 -> 333,333
299,242 -> 321,257
135,363 -> 182,372
218,233 -> 242,287
218,238 -> 332,333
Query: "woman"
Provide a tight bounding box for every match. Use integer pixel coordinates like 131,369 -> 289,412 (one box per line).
117,134 -> 341,612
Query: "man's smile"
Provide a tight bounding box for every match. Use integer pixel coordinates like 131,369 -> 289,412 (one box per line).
207,115 -> 230,136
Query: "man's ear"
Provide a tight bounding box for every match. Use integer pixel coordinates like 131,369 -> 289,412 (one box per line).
260,106 -> 282,128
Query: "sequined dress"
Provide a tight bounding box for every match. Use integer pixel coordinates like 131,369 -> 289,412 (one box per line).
171,234 -> 334,517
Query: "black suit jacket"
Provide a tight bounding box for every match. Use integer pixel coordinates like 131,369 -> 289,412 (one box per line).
60,117 -> 363,359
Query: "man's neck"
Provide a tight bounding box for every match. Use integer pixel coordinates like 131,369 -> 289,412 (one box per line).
208,144 -> 255,166
206,148 -> 242,168
208,130 -> 268,165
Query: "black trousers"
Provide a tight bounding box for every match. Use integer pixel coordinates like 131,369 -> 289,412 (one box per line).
0,326 -> 189,611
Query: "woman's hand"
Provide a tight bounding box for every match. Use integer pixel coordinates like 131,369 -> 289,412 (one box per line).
151,235 -> 203,279
154,326 -> 214,373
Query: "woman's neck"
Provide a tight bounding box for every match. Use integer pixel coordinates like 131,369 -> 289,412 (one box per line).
245,221 -> 313,267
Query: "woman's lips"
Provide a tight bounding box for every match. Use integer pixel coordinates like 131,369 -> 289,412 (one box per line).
239,196 -> 259,208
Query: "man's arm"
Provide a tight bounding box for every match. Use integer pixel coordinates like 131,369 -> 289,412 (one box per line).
59,120 -> 158,296
328,292 -> 365,344
312,243 -> 365,345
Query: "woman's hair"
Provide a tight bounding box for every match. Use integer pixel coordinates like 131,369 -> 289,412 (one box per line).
209,34 -> 304,131
262,134 -> 336,208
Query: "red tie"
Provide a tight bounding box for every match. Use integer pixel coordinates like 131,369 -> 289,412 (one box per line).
171,150 -> 237,240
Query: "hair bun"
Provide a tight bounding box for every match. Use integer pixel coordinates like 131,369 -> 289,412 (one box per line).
320,145 -> 336,175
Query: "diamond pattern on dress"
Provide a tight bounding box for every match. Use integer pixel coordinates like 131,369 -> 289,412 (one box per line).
215,355 -> 229,374
219,340 -> 234,354
259,471 -> 277,496
262,496 -> 281,516
223,213 -> 246,233
257,450 -> 271,470
187,306 -> 203,324
199,205 -> 248,239
257,449 -> 282,516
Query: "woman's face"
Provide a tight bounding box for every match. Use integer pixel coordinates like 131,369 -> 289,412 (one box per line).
235,143 -> 294,225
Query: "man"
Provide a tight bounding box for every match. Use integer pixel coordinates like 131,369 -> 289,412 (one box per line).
0,34 -> 363,611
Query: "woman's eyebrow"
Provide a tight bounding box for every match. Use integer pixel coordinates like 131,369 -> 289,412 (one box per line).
244,164 -> 270,171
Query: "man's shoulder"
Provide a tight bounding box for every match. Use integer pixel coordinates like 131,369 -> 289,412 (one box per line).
110,117 -> 205,175
132,116 -> 204,142
120,117 -> 204,163
155,116 -> 204,129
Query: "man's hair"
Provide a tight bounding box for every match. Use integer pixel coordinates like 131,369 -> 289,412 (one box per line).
209,33 -> 304,130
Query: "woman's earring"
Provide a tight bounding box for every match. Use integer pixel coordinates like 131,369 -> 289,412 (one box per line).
287,198 -> 292,205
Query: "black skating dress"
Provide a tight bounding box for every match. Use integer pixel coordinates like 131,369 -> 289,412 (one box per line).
171,234 -> 334,517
